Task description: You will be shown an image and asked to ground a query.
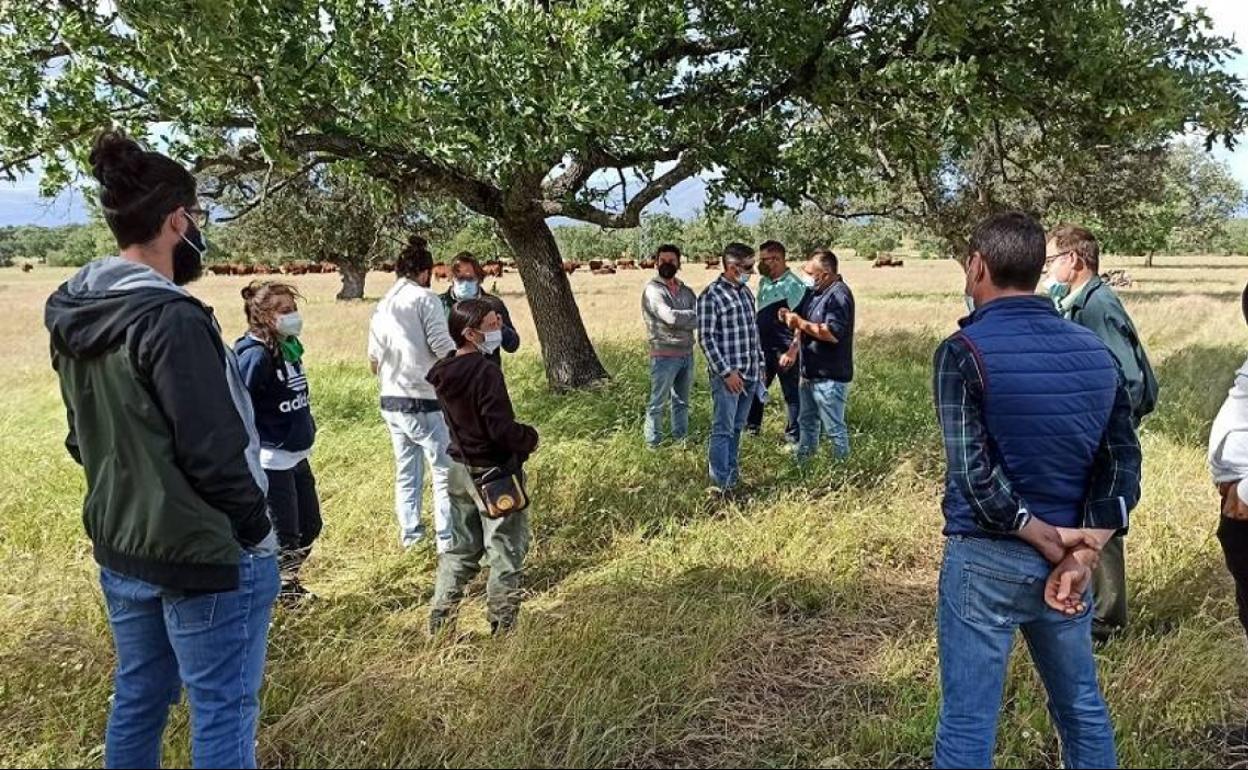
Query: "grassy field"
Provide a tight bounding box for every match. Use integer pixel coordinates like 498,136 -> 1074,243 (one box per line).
1,254 -> 1247,768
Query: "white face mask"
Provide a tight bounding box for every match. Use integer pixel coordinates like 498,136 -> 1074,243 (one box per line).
477,328 -> 503,354
276,311 -> 303,338
799,272 -> 817,289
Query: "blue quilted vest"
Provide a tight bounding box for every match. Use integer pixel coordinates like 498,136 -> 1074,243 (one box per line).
942,296 -> 1119,535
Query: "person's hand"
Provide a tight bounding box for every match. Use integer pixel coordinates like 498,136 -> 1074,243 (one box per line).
724,371 -> 745,394
784,312 -> 803,331
777,307 -> 791,325
1219,482 -> 1248,520
1044,553 -> 1093,615
779,350 -> 796,370
1017,517 -> 1068,565
1056,527 -> 1106,555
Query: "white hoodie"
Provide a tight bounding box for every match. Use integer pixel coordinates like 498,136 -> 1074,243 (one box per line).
368,278 -> 457,401
1209,355 -> 1248,502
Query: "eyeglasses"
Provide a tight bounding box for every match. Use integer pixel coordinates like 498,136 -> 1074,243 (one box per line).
1044,250 -> 1073,267
184,207 -> 209,229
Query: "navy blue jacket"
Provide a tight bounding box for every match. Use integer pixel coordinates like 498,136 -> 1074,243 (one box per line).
234,335 -> 316,454
938,296 -> 1125,534
798,279 -> 855,383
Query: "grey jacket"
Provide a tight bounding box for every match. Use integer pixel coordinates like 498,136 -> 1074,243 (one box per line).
642,277 -> 697,355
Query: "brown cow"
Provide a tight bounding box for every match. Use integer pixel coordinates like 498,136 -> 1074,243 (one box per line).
482,260 -> 505,277
592,266 -> 617,276
871,255 -> 905,268
254,264 -> 275,275
21,263 -> 33,273
319,261 -> 337,273
639,259 -> 656,269
562,261 -> 581,274
206,264 -> 231,276
377,260 -> 396,273
617,259 -> 638,270
588,259 -> 604,271
432,264 -> 451,281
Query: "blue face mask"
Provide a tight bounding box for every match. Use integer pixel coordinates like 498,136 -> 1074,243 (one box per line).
454,278 -> 480,299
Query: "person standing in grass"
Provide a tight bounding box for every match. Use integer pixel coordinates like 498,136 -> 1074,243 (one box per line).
697,242 -> 765,496
746,240 -> 806,446
369,235 -> 458,551
932,211 -> 1141,769
1209,282 -> 1248,643
45,131 -> 278,769
426,299 -> 539,634
641,243 -> 698,448
439,251 -> 521,368
778,248 -> 854,461
1043,223 -> 1157,642
235,280 -> 321,604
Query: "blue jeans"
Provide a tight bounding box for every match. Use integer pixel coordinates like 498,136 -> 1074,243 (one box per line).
101,553 -> 280,769
645,354 -> 693,447
708,374 -> 756,489
797,378 -> 850,460
935,537 -> 1116,769
382,409 -> 454,550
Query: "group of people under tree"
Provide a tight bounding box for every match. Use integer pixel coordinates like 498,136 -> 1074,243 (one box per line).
38,131 -> 1248,769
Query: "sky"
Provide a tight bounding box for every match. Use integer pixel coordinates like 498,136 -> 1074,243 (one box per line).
2,1 -> 1246,228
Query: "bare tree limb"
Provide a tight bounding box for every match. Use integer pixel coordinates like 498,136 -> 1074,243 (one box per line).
545,155 -> 699,227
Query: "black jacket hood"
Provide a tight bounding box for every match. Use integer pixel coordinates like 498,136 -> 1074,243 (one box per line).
45,257 -> 194,359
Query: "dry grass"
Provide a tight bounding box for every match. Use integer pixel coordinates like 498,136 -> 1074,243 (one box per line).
1,253 -> 1246,768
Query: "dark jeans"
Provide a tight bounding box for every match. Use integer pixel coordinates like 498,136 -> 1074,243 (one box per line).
264,460 -> 322,586
1218,516 -> 1248,639
746,346 -> 800,443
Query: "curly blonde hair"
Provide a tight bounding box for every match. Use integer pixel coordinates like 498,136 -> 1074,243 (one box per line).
240,280 -> 303,346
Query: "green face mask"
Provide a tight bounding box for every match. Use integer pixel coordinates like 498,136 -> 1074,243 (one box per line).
278,336 -> 304,364
1043,276 -> 1072,303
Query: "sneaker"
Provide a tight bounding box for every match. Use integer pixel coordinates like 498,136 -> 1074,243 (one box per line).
401,531 -> 426,550
745,426 -> 761,437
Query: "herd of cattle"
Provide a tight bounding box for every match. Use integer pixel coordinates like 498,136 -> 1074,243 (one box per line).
16,252 -> 913,277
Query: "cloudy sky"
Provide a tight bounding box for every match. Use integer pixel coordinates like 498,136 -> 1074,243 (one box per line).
2,1 -> 1246,228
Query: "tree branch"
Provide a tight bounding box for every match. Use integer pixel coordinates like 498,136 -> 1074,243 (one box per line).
545,155 -> 699,227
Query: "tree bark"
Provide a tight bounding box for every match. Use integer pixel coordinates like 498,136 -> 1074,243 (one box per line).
496,213 -> 609,390
1144,250 -> 1154,268
336,261 -> 366,300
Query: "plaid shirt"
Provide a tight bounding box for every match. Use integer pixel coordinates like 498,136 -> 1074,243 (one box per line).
932,333 -> 1141,533
697,276 -> 764,381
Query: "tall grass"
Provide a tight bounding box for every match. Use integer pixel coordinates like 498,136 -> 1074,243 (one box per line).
2,259 -> 1247,767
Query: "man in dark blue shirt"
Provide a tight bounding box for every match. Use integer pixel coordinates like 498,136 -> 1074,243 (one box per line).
778,248 -> 854,460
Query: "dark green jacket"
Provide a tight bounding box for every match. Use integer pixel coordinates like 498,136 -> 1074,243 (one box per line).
1064,276 -> 1159,423
46,258 -> 272,592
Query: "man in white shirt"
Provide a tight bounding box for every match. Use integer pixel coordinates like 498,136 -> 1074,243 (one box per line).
368,236 -> 457,550
1210,283 -> 1248,640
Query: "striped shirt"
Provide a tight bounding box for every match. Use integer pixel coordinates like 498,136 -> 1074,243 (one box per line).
697,276 -> 764,381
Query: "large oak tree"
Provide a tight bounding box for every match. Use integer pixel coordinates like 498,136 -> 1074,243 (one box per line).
1,0 -> 1241,388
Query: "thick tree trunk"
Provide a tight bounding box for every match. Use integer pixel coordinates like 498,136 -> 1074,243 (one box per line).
336,262 -> 366,300
496,213 -> 609,390
1144,250 -> 1155,268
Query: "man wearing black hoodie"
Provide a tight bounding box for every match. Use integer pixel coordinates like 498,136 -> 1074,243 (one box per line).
44,133 -> 278,769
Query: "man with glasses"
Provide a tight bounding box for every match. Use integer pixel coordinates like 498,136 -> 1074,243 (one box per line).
1044,224 -> 1157,642
746,240 -> 807,447
697,242 -> 765,497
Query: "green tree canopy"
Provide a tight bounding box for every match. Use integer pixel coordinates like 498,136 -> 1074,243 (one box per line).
1,0 -> 1242,387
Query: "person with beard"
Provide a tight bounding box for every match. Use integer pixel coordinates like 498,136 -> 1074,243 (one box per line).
44,131 -> 279,768
641,244 -> 698,448
369,235 -> 459,550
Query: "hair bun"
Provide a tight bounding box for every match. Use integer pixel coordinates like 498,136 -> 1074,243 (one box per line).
241,283 -> 258,300
407,234 -> 427,249
89,131 -> 147,194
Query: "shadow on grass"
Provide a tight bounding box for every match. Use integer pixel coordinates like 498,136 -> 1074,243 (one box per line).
1148,345 -> 1243,449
